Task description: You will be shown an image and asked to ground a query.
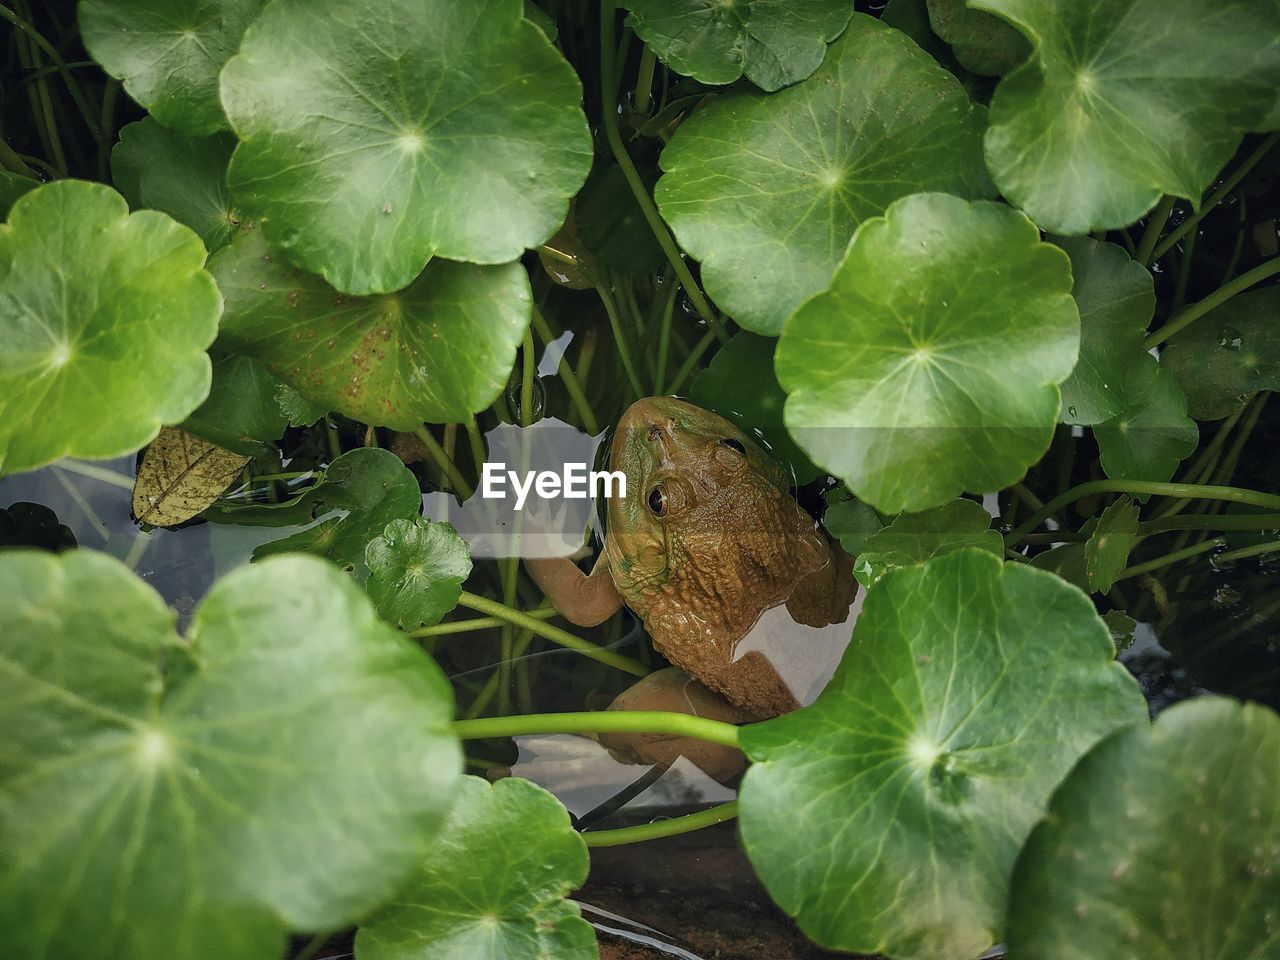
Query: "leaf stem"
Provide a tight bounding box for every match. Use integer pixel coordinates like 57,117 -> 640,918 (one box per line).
520,328 -> 536,426
414,426 -> 474,499
1144,255 -> 1280,348
453,709 -> 742,748
596,278 -> 646,400
1006,480 -> 1280,546
532,308 -> 601,434
408,608 -> 558,638
1212,539 -> 1280,565
1136,195 -> 1176,266
1115,537 -> 1225,581
666,328 -> 717,395
583,799 -> 740,847
633,44 -> 657,115
456,591 -> 648,676
52,459 -> 134,490
599,2 -> 728,343
1152,133 -> 1280,261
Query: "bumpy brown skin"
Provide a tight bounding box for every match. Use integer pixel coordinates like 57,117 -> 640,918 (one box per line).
526,397 -> 854,721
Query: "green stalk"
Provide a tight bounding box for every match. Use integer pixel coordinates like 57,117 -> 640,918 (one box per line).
1157,402 -> 1248,517
584,800 -> 739,847
633,44 -> 657,115
1006,480 -> 1280,546
532,309 -> 601,434
453,710 -> 742,748
1139,513 -> 1280,536
1145,256 -> 1280,348
666,329 -> 718,395
1212,540 -> 1280,565
596,279 -> 646,400
1152,133 -> 1280,261
409,608 -> 558,638
457,591 -> 648,676
1135,195 -> 1177,266
599,1 -> 728,342
0,3 -> 102,142
414,426 -> 474,499
653,272 -> 677,394
1115,538 -> 1226,581
1171,226 -> 1196,313
520,328 -> 537,426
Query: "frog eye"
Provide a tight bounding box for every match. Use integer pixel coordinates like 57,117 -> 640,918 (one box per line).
719,437 -> 746,454
647,486 -> 668,517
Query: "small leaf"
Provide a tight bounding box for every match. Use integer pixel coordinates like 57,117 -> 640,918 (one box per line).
689,332 -> 819,484
739,549 -> 1146,960
275,383 -> 329,428
210,229 -> 531,430
1055,237 -> 1197,482
574,162 -> 665,274
183,352 -> 289,456
0,549 -> 460,960
977,0 -> 1280,233
1030,540 -> 1089,593
205,448 -> 423,569
925,0 -> 1029,75
220,0 -> 592,294
777,193 -> 1078,514
1101,609 -> 1137,652
356,776 -> 594,960
1084,497 -> 1139,593
80,0 -> 267,135
365,518 -> 472,629
621,0 -> 853,92
854,498 -> 1003,587
112,117 -> 243,253
1008,698 -> 1280,959
0,181 -> 219,476
132,426 -> 250,527
0,502 -> 76,552
655,14 -> 992,334
1161,287 -> 1280,421
822,493 -> 885,556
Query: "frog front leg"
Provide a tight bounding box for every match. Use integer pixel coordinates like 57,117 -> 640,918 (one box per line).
524,553 -> 623,626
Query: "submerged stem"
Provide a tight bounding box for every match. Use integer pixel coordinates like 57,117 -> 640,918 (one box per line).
583,800 -> 740,847
453,710 -> 742,748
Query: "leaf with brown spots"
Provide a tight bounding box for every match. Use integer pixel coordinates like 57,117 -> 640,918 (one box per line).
132,426 -> 249,527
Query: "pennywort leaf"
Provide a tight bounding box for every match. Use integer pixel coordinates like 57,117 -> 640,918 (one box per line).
854,497 -> 1003,587
220,0 -> 592,294
0,550 -> 461,960
777,193 -> 1078,514
0,181 -> 219,476
365,517 -> 472,630
739,548 -> 1146,960
656,14 -> 992,335
1084,497 -> 1139,594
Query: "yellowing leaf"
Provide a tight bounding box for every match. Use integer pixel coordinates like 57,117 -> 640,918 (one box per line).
132,426 -> 249,527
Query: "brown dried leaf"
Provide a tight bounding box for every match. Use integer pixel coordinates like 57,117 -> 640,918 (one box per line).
132,427 -> 249,526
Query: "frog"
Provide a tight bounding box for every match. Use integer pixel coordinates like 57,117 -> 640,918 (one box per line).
525,396 -> 855,721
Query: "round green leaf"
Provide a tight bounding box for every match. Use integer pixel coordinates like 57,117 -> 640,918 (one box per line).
112,117 -> 242,253
854,497 -> 1003,587
822,491 -> 885,556
220,0 -> 592,294
777,193 -> 1079,514
182,351 -> 289,456
621,0 -> 853,92
209,229 -> 531,430
357,776 -> 594,960
1084,496 -> 1138,594
1093,360 -> 1197,482
80,0 -> 266,135
977,0 -> 1280,234
689,331 -> 820,484
0,549 -> 460,960
925,0 -> 1029,76
365,517 -> 472,630
0,172 -> 35,219
1162,287 -> 1280,421
739,548 -> 1146,959
0,181 -> 219,476
655,15 -> 992,335
206,448 -> 423,568
1008,697 -> 1280,959
575,162 -> 666,274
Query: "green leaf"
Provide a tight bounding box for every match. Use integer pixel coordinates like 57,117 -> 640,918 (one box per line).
0,172 -> 36,219
1053,237 -> 1197,482
655,14 -> 992,334
977,0 -> 1280,233
1030,540 -> 1089,593
574,162 -> 665,274
822,493 -> 885,556
1008,698 -> 1280,959
112,117 -> 243,253
0,549 -> 460,960
739,549 -> 1146,960
276,383 -> 329,428
80,0 -> 266,135
621,0 -> 853,92
357,776 -> 594,960
925,0 -> 1029,75
0,181 -> 219,476
1101,609 -> 1137,652
365,518 -> 472,630
220,0 -> 592,294
183,352 -> 288,456
1084,497 -> 1138,593
1161,287 -> 1280,421
689,332 -> 819,484
206,448 -> 423,569
777,193 -> 1078,514
854,498 -> 1003,587
209,229 -> 531,430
